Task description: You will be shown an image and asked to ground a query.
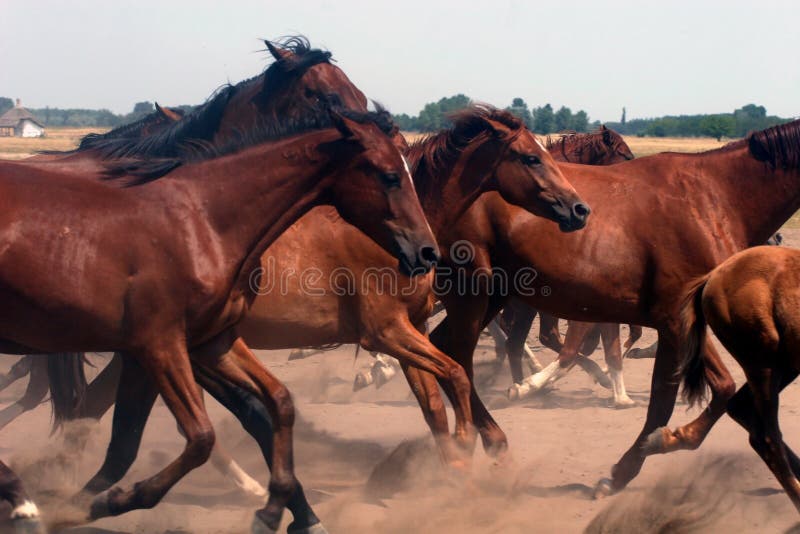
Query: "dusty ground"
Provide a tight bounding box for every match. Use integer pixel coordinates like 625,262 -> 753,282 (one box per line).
1,233 -> 799,533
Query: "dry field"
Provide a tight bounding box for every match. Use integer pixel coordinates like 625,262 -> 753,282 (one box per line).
0,127 -> 109,159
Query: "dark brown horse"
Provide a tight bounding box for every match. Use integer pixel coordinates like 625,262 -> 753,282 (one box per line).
679,245 -> 800,511
0,88 -> 436,534
401,119 -> 800,496
36,106 -> 590,482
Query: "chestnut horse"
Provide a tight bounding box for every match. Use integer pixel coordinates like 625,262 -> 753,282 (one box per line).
679,245 -> 800,512
400,119 -> 800,497
355,126 -> 639,402
1,103 -> 273,500
35,106 -> 589,480
0,91 -> 437,534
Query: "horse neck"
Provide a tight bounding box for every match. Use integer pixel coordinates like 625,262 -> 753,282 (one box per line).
411,137 -> 503,234
690,145 -> 800,246
180,131 -> 341,287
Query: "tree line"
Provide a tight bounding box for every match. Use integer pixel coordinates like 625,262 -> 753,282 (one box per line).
603,104 -> 791,140
2,94 -> 792,140
393,96 -> 794,140
393,95 -> 594,134
0,97 -> 194,128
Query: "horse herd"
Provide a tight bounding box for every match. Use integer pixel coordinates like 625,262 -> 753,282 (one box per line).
0,36 -> 799,532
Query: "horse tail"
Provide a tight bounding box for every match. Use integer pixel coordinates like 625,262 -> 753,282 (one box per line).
47,352 -> 88,432
678,274 -> 712,407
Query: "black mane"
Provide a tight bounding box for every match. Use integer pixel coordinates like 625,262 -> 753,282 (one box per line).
105,105 -> 397,185
748,118 -> 800,170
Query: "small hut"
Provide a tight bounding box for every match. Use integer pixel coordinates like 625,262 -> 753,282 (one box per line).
0,99 -> 45,137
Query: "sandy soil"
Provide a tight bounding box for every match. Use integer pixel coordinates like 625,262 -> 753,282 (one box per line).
2,233 -> 800,533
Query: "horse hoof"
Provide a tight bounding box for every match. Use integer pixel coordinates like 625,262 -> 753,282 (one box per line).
613,397 -> 637,409
251,514 -> 278,534
593,478 -> 615,499
642,426 -> 668,455
353,372 -> 370,391
507,385 -> 520,401
12,518 -> 46,534
288,522 -> 329,534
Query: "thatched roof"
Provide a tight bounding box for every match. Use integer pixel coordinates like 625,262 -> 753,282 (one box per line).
0,100 -> 44,128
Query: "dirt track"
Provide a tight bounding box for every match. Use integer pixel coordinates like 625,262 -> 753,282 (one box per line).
2,234 -> 800,533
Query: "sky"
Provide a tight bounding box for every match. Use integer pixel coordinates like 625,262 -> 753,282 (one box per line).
1,0 -> 798,122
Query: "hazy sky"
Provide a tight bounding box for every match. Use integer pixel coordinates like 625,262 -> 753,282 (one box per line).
2,0 -> 798,122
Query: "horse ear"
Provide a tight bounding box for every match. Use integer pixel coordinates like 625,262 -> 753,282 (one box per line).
601,125 -> 612,145
265,40 -> 293,61
484,119 -> 514,139
158,104 -> 183,123
329,109 -> 357,139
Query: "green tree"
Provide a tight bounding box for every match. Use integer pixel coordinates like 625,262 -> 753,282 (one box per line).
554,106 -> 573,132
571,110 -> 590,132
416,94 -> 471,131
700,115 -> 735,141
532,104 -> 555,134
506,97 -> 533,129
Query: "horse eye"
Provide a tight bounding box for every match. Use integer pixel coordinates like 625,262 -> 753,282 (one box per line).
523,154 -> 541,166
381,172 -> 401,189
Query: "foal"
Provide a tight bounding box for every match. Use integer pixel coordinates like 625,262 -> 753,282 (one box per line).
680,245 -> 800,512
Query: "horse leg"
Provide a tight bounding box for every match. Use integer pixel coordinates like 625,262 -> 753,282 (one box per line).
727,369 -> 800,477
83,352 -> 123,420
578,324 -> 602,356
193,338 -> 299,533
744,365 -> 800,511
367,317 -> 476,460
192,366 -> 322,533
622,325 -> 644,357
88,342 -> 215,521
600,324 -> 635,408
0,355 -> 33,392
627,340 -> 658,359
595,330 -> 682,496
642,339 -> 735,455
538,312 -> 563,353
78,356 -> 158,498
0,356 -> 49,431
427,294 -> 510,458
505,304 -> 541,383
508,320 -> 595,400
401,364 -> 471,468
487,320 -> 507,363
0,458 -> 43,532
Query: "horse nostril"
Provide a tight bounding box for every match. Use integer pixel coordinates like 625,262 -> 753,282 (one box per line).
572,202 -> 591,219
420,245 -> 440,266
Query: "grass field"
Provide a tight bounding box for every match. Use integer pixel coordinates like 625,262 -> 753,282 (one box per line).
0,127 -> 109,159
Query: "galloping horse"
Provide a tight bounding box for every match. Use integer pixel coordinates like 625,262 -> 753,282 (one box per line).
401,119 -> 800,496
679,245 -> 800,512
354,126 -> 639,404
36,106 -> 589,477
0,44 -> 438,534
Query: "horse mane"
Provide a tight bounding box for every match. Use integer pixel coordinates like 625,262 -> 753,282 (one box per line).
748,118 -> 800,170
87,36 -> 331,159
545,127 -> 623,162
104,104 -> 397,185
406,105 -> 523,188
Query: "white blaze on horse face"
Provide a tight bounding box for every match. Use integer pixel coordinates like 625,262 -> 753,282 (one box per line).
535,137 -> 547,151
402,155 -> 415,189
